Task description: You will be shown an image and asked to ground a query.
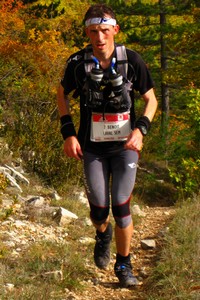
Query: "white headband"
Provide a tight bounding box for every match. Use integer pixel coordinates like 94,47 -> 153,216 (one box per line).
85,17 -> 117,27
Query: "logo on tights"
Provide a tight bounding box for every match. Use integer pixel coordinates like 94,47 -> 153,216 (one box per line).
128,162 -> 137,169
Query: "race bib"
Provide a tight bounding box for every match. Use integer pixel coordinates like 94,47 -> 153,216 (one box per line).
90,112 -> 131,142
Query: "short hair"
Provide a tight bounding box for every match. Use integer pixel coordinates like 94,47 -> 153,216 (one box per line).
83,4 -> 116,23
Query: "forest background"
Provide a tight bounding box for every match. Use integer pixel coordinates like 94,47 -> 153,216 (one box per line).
0,0 -> 200,299
0,0 -> 199,201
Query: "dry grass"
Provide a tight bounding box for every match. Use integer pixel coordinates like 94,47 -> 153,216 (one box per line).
146,194 -> 200,300
1,137 -> 199,299
0,219 -> 95,299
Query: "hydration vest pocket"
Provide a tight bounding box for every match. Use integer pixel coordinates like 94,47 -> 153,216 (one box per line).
84,81 -> 132,112
88,88 -> 104,109
82,45 -> 133,113
107,83 -> 132,111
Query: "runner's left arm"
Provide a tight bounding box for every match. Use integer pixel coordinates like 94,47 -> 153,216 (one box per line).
124,88 -> 158,152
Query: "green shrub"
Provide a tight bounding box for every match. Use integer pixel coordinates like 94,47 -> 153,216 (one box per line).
147,194 -> 200,300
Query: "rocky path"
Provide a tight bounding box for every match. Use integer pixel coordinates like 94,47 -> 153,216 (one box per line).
69,205 -> 175,300
0,193 -> 175,300
0,155 -> 175,299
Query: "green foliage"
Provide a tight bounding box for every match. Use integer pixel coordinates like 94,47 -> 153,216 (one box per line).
0,2 -> 199,299
187,89 -> 200,142
0,243 -> 10,259
168,89 -> 200,197
169,159 -> 200,198
0,207 -> 14,221
0,0 -> 87,188
147,194 -> 200,299
0,174 -> 9,191
0,0 -> 199,198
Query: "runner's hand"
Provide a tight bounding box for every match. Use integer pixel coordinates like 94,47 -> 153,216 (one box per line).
124,128 -> 144,152
63,136 -> 83,160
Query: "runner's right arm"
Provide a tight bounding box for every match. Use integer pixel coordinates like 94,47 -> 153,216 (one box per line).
57,84 -> 83,160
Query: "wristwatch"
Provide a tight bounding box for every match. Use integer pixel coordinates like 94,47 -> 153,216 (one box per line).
136,125 -> 148,136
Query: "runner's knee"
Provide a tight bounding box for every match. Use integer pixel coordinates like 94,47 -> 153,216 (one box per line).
112,198 -> 132,228
90,202 -> 109,225
114,215 -> 132,228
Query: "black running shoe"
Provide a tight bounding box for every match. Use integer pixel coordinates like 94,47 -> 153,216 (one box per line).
114,262 -> 139,288
94,223 -> 112,269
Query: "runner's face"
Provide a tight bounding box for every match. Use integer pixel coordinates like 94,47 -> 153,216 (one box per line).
85,22 -> 119,56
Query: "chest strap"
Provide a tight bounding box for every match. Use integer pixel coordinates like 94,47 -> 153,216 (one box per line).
84,44 -> 128,79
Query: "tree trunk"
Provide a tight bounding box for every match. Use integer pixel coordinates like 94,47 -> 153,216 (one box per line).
159,0 -> 169,138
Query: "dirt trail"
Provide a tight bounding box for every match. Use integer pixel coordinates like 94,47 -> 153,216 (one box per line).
72,205 -> 175,300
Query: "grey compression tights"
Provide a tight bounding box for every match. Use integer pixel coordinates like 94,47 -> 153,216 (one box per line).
83,149 -> 139,228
